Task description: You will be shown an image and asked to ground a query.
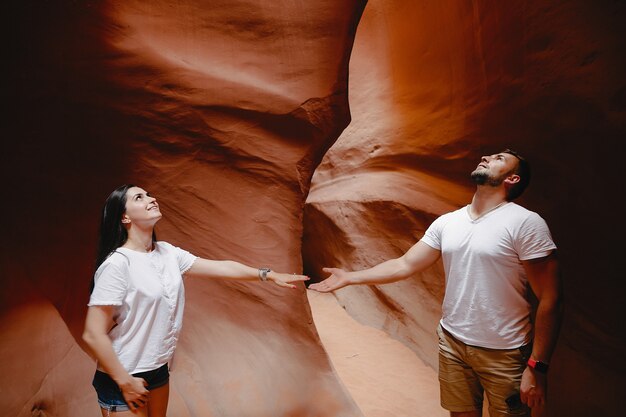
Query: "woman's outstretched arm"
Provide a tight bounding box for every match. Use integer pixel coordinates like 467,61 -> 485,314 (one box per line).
185,258 -> 309,289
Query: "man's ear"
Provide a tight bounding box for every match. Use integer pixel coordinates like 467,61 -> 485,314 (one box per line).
504,174 -> 520,186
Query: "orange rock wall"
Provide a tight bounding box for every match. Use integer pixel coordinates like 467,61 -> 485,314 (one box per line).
304,1 -> 625,417
2,1 -> 366,416
2,1 -> 625,416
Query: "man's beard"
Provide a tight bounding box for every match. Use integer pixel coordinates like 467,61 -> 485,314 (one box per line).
470,169 -> 507,187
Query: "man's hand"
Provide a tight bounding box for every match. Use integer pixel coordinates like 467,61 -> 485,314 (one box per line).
520,366 -> 547,409
308,267 -> 351,292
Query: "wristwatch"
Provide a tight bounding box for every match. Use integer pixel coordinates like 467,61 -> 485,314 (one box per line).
258,267 -> 271,282
527,358 -> 549,373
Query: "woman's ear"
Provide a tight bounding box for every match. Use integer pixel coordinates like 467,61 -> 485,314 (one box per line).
121,214 -> 131,224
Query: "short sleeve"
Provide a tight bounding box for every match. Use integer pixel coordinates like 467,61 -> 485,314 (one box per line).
173,246 -> 197,274
88,260 -> 128,306
515,212 -> 557,261
420,214 -> 446,250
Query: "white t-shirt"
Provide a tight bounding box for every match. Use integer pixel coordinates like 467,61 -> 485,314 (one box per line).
88,241 -> 197,373
421,202 -> 556,349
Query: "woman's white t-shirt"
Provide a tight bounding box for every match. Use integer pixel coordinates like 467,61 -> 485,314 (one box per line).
88,241 -> 197,373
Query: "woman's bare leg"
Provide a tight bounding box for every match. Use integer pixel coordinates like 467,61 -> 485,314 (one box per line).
97,383 -> 169,417
99,406 -> 148,417
147,383 -> 170,417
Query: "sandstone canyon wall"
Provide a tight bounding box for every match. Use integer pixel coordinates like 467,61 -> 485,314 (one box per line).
2,1 -> 366,416
304,1 -> 625,417
2,1 -> 625,417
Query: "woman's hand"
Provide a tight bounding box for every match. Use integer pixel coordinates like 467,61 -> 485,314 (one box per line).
83,306 -> 150,412
268,272 -> 309,289
119,376 -> 149,411
308,267 -> 351,292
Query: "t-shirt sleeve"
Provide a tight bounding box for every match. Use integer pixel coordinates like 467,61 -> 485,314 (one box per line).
173,245 -> 197,274
515,212 -> 557,260
420,214 -> 446,250
88,261 -> 128,306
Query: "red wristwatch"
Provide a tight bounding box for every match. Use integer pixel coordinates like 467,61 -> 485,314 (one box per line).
527,358 -> 549,373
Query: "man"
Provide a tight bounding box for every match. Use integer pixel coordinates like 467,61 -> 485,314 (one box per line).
309,150 -> 562,417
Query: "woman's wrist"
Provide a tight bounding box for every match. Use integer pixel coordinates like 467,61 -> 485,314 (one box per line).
266,271 -> 283,283
258,267 -> 271,281
113,372 -> 134,389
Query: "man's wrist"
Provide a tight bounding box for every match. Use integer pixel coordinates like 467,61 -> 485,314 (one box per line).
527,357 -> 549,373
345,271 -> 357,285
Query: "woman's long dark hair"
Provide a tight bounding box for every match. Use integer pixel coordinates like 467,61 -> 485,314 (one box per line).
91,184 -> 157,292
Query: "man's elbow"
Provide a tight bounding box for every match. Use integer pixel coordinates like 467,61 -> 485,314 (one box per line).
555,294 -> 564,316
540,292 -> 564,317
394,259 -> 415,281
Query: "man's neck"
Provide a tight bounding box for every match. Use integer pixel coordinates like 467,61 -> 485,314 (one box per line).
469,186 -> 508,219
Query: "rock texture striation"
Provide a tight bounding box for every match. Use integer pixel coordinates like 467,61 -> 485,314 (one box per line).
304,1 -> 625,417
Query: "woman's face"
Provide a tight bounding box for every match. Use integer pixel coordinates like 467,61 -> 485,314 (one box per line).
121,186 -> 162,227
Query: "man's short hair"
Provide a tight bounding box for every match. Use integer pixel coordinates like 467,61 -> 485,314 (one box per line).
502,149 -> 531,200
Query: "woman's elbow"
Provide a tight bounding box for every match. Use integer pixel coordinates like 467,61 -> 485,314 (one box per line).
82,329 -> 95,346
82,327 -> 102,348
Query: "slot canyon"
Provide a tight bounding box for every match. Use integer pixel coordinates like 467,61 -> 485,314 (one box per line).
2,1 -> 624,416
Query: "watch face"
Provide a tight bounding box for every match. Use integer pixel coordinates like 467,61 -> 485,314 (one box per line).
528,358 -> 549,373
259,268 -> 271,281
535,361 -> 549,373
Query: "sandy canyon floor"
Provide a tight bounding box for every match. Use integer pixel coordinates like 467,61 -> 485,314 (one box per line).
307,290 -> 447,417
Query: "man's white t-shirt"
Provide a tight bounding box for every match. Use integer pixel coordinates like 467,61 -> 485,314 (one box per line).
421,202 -> 556,349
88,241 -> 197,373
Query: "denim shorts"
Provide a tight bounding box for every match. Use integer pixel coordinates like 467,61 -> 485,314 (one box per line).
92,364 -> 169,412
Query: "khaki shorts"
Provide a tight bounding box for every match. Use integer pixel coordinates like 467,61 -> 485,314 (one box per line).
437,324 -> 531,417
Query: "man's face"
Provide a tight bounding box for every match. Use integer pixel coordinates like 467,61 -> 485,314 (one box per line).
470,153 -> 519,186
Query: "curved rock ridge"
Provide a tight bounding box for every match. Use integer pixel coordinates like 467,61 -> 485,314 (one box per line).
304,170 -> 469,368
304,1 -> 626,417
3,1 -> 368,416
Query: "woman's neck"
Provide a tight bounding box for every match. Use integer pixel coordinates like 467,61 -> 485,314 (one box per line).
123,227 -> 155,252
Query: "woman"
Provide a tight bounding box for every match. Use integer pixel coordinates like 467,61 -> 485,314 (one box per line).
82,184 -> 307,417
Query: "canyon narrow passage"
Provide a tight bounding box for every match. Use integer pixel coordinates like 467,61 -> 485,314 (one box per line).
307,290 -> 447,417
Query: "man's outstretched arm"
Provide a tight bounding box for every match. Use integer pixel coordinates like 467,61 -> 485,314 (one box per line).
308,241 -> 441,292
